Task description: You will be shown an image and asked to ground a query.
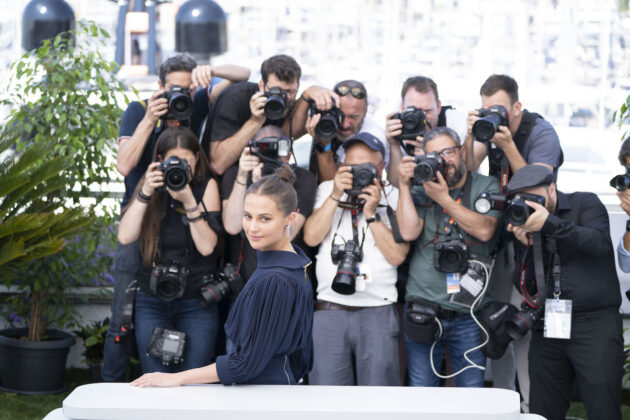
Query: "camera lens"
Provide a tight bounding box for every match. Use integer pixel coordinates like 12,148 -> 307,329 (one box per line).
506,308 -> 540,340
315,116 -> 338,141
402,113 -> 420,130
438,249 -> 462,272
157,277 -> 181,301
355,169 -> 373,188
610,174 -> 630,191
168,93 -> 194,120
332,253 -> 358,295
165,167 -> 188,191
201,280 -> 230,306
414,162 -> 435,184
506,202 -> 529,226
264,96 -> 286,120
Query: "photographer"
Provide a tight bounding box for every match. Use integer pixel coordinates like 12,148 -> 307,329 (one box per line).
118,127 -> 222,374
203,54 -> 339,175
303,132 -> 409,386
615,138 -> 630,272
386,76 -> 469,187
465,75 -> 562,409
306,79 -> 387,183
221,125 -> 316,283
505,165 -> 622,420
396,127 -> 502,387
103,55 -> 249,382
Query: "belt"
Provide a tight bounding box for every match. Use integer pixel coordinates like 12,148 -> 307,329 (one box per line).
315,300 -> 370,312
437,306 -> 465,321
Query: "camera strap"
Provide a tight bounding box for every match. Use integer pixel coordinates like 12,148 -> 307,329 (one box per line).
433,172 -> 473,240
532,232 -> 547,306
331,201 -> 367,254
546,237 -> 562,298
116,280 -> 138,343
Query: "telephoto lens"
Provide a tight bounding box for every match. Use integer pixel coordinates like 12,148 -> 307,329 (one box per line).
472,105 -> 508,142
505,304 -> 543,340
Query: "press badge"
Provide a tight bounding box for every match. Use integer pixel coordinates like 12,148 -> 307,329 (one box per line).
446,273 -> 461,294
544,298 -> 572,339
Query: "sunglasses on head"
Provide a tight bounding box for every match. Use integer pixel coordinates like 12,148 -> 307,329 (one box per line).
334,85 -> 366,99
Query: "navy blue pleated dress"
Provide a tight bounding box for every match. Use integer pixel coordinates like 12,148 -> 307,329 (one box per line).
215,245 -> 313,385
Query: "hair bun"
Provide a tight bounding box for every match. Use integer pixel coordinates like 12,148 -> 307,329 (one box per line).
274,164 -> 296,185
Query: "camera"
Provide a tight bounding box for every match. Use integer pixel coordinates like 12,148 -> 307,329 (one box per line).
149,262 -> 188,302
472,105 -> 509,142
413,153 -> 445,184
331,240 -> 363,295
160,85 -> 194,121
393,107 -> 432,147
158,156 -> 191,191
199,263 -> 246,308
475,192 -> 546,226
610,166 -> 630,191
505,302 -> 544,340
346,163 -> 378,195
309,101 -> 343,141
434,239 -> 469,274
147,327 -> 186,366
263,87 -> 288,120
249,136 -> 291,176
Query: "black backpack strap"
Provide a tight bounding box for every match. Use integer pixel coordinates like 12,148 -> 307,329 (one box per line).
387,205 -> 404,243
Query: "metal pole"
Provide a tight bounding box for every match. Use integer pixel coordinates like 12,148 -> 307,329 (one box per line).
146,0 -> 157,74
115,0 -> 129,67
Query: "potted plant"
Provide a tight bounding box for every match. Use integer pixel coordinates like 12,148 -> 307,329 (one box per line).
0,21 -> 130,394
74,318 -> 110,382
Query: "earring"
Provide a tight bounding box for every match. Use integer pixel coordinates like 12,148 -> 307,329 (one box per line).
286,225 -> 291,238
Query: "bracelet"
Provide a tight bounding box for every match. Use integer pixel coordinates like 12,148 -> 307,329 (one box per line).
187,214 -> 203,223
235,178 -> 247,186
137,190 -> 151,203
184,205 -> 199,213
329,195 -> 341,203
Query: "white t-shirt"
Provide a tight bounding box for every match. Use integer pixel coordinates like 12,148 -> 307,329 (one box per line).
334,115 -> 390,167
314,180 -> 399,307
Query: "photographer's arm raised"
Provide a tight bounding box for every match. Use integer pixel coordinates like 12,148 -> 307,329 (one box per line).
210,91 -> 266,175
306,113 -> 338,183
396,157 -> 424,241
206,64 -> 251,104
289,86 -> 340,139
117,92 -> 167,176
303,167 -> 352,247
184,179 -> 220,256
425,172 -> 499,242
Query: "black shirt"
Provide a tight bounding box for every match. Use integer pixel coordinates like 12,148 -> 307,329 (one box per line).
516,191 -> 621,313
220,164 -> 317,281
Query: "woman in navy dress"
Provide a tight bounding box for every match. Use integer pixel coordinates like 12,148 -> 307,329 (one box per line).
131,165 -> 313,386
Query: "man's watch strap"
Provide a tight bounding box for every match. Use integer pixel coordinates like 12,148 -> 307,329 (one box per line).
626,218 -> 630,232
314,141 -> 331,153
366,213 -> 381,225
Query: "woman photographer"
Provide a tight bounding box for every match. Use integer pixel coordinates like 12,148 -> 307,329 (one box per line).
118,127 -> 221,373
131,165 -> 314,386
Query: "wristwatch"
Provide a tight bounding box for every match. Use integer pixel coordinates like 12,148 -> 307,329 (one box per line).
366,213 -> 381,225
626,218 -> 630,232
314,141 -> 331,153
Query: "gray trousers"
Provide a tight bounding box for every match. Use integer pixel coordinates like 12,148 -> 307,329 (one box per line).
489,244 -> 531,412
309,304 -> 401,386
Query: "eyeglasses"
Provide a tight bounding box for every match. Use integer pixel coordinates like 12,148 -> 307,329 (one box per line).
436,146 -> 461,159
334,85 -> 367,99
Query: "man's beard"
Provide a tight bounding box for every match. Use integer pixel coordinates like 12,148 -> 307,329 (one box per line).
445,159 -> 466,187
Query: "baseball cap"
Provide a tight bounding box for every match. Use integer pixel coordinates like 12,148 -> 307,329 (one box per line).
342,131 -> 385,158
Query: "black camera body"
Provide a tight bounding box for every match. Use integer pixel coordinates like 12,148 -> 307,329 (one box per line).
505,302 -> 544,340
147,327 -> 186,366
473,105 -> 509,142
434,239 -> 469,274
263,87 -> 288,120
149,262 -> 189,302
610,166 -> 630,191
393,106 -> 431,144
413,153 -> 445,184
158,156 -> 191,191
248,136 -> 291,176
475,192 -> 546,226
310,101 -> 343,141
160,85 -> 194,121
199,263 -> 245,308
346,163 -> 378,196
331,240 -> 363,295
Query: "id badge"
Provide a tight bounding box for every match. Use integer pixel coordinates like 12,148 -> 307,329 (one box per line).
544,298 -> 572,339
446,273 -> 460,294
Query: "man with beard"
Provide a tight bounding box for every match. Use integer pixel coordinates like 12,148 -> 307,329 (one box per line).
396,126 -> 502,387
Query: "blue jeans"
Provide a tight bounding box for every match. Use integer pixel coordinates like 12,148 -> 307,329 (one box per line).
134,290 -> 219,373
405,309 -> 486,387
102,240 -> 140,382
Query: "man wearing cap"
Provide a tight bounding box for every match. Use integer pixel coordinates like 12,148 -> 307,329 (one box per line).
506,165 -> 622,420
303,132 -> 409,386
396,126 -> 502,387
306,80 -> 387,183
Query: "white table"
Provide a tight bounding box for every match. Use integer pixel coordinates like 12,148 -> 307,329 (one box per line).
43,383 -> 546,420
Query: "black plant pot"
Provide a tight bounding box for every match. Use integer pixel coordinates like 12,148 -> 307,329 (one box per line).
0,327 -> 75,394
